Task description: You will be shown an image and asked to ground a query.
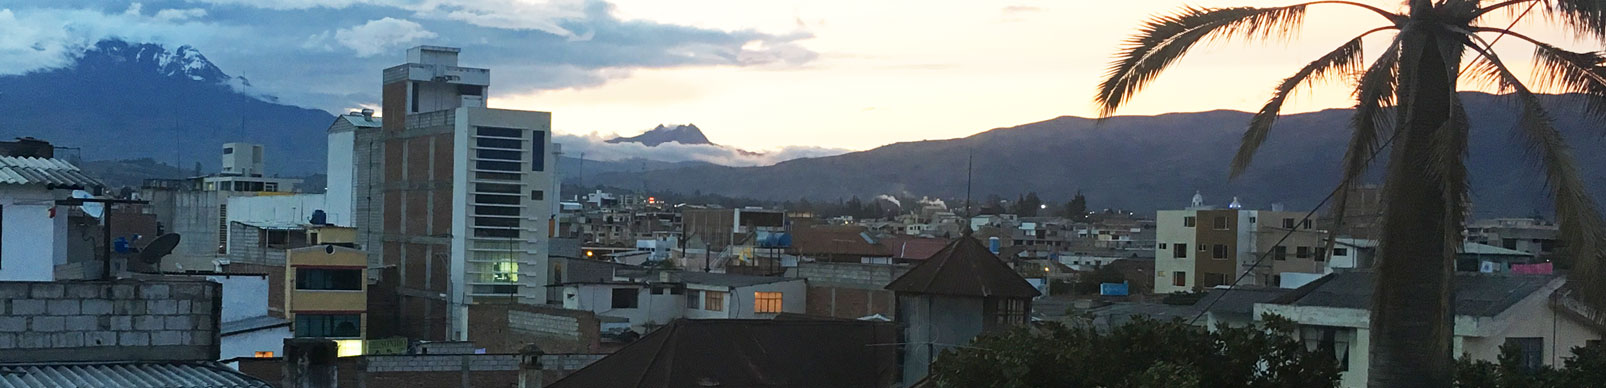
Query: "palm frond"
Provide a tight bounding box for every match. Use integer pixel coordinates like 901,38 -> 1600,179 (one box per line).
1327,37 -> 1404,247
1529,42 -> 1606,121
1230,37 -> 1366,178
1466,40 -> 1606,309
1545,0 -> 1606,40
1095,6 -> 1310,116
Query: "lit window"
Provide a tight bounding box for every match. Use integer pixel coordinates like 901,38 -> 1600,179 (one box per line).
704,291 -> 725,312
254,351 -> 274,358
754,292 -> 783,313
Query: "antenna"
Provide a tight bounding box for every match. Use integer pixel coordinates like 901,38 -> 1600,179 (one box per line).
964,149 -> 974,219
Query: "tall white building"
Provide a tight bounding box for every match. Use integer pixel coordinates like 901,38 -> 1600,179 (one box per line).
345,45 -> 558,341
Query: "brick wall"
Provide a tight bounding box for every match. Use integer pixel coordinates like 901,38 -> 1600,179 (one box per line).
466,303 -> 600,354
0,279 -> 220,362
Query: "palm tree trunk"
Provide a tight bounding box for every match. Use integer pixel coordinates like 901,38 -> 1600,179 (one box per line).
1367,30 -> 1458,388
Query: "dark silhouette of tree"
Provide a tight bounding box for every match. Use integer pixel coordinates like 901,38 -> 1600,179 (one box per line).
1063,191 -> 1089,220
1096,1 -> 1606,385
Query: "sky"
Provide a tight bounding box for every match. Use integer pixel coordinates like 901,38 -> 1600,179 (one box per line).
0,0 -> 1594,158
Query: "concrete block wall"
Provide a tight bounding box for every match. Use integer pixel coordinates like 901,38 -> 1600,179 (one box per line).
794,262 -> 910,289
539,353 -> 604,371
363,354 -> 521,372
508,310 -> 580,339
0,279 -> 221,362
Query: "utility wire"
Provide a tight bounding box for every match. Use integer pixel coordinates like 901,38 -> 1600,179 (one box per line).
1188,4 -> 1539,325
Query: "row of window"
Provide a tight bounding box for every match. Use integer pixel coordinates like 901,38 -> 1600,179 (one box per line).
1181,215 -> 1313,230
472,126 -> 546,172
294,314 -> 361,338
609,288 -> 782,313
295,268 -> 362,291
1162,242 -> 1348,260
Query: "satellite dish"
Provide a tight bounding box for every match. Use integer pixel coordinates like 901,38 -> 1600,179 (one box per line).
72,190 -> 103,218
138,233 -> 181,265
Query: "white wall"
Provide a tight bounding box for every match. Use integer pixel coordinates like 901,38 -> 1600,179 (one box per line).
1154,210 -> 1196,293
227,194 -> 329,226
206,274 -> 270,323
0,188 -> 67,281
325,130 -> 355,227
220,326 -> 291,361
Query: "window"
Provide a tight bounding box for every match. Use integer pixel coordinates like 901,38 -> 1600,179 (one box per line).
1302,326 -> 1351,371
1274,246 -> 1288,261
1301,219 -> 1312,229
1506,337 -> 1545,371
1183,216 -> 1196,227
531,130 -> 546,171
476,172 -> 521,181
611,288 -> 639,309
473,228 -> 518,238
687,290 -> 701,309
476,183 -> 521,194
1172,271 -> 1187,287
1212,244 -> 1228,259
476,161 -> 521,172
474,217 -> 520,228
1283,218 -> 1296,229
475,194 -> 520,205
1158,243 -> 1168,249
704,291 -> 725,311
223,147 -> 234,154
1334,248 -> 1349,256
294,314 -> 361,338
530,190 -> 544,200
1213,216 -> 1228,230
254,351 -> 274,358
754,292 -> 783,313
475,137 -> 522,149
987,298 -> 1027,327
296,268 -> 363,290
477,126 -> 523,138
1173,243 -> 1187,259
410,82 -> 420,112
474,206 -> 520,216
1315,247 -> 1328,262
1296,246 -> 1311,259
1203,272 -> 1229,287
1249,216 -> 1257,223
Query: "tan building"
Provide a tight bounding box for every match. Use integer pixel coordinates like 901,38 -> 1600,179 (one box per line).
1154,193 -> 1328,294
285,244 -> 368,344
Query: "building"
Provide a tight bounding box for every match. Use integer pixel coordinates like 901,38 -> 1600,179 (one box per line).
286,244 -> 369,347
557,270 -> 807,332
546,319 -> 898,388
1328,238 -> 1536,275
1465,217 -> 1560,259
234,338 -> 601,388
220,142 -> 265,177
886,233 -> 1041,384
343,45 -> 559,341
140,144 -> 303,272
0,278 -> 273,387
0,150 -> 105,281
1255,272 -> 1604,388
1153,192 -> 1328,293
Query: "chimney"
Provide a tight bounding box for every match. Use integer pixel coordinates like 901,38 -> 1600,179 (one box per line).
284,338 -> 339,388
361,108 -> 375,121
517,345 -> 545,388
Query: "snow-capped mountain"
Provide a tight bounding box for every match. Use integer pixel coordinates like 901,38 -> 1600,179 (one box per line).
78,40 -> 238,85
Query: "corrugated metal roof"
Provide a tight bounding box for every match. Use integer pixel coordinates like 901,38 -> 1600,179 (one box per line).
340,115 -> 382,128
0,362 -> 270,388
0,156 -> 103,188
232,220 -> 304,230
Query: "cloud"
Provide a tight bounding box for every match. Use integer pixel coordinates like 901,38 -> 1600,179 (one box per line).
334,18 -> 437,57
0,0 -> 818,112
553,132 -> 847,167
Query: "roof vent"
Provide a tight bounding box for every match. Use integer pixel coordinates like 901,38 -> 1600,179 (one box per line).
361,108 -> 375,120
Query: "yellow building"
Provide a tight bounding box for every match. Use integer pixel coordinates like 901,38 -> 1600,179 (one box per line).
285,244 -> 368,347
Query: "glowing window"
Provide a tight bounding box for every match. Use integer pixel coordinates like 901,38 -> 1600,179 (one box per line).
754,292 -> 782,313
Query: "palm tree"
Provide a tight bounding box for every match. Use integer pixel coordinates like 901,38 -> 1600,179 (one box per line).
1095,1 -> 1606,387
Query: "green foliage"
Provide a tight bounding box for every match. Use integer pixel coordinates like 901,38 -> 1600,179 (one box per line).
928,315 -> 1341,388
1073,264 -> 1126,295
1454,341 -> 1606,388
1062,191 -> 1089,221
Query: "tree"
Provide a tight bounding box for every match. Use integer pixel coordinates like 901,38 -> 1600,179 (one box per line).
1019,192 -> 1043,217
1454,341 -> 1606,387
928,316 -> 1341,388
1064,191 -> 1089,220
1095,1 -> 1606,386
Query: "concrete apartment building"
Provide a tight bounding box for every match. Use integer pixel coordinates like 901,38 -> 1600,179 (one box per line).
285,244 -> 368,349
141,144 -> 302,272
1465,217 -> 1560,259
343,46 -> 558,341
1154,193 -> 1328,293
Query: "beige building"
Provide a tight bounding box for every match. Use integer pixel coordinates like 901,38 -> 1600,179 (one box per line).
1256,272 -> 1602,388
1154,193 -> 1328,294
285,244 -> 368,342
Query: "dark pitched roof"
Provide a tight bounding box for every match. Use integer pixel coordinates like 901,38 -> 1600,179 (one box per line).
884,236 -> 1041,298
879,236 -> 950,260
1192,287 -> 1292,317
789,226 -> 890,257
1269,271 -> 1559,317
0,362 -> 270,387
547,319 -> 898,388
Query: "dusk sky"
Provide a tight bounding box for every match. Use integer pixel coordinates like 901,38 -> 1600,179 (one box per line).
0,0 -> 1588,153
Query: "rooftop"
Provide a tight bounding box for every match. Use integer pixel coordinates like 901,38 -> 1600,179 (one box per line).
0,361 -> 270,388
0,156 -> 103,189
885,236 -> 1041,299
1268,271 -> 1559,317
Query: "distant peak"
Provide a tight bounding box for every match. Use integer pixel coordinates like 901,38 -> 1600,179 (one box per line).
80,39 -> 232,84
607,123 -> 714,146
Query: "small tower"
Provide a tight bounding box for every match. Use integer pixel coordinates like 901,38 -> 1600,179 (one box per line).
886,236 -> 1041,384
1229,196 -> 1243,209
1190,190 -> 1205,209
